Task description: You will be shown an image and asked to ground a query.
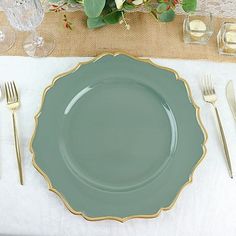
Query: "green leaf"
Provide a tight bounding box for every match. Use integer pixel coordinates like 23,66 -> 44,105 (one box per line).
123,2 -> 135,10
159,9 -> 175,22
87,16 -> 106,29
182,0 -> 197,12
156,3 -> 168,13
84,0 -> 106,18
103,11 -> 122,24
68,0 -> 78,4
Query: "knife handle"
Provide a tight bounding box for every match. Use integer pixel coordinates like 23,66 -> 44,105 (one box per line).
213,105 -> 233,178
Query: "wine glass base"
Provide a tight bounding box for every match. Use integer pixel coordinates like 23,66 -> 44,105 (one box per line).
23,31 -> 55,57
0,26 -> 16,54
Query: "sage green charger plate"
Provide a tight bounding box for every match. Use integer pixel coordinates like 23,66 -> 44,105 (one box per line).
31,53 -> 207,222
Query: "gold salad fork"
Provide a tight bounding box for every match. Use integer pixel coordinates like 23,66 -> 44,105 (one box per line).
5,82 -> 23,185
201,75 -> 233,178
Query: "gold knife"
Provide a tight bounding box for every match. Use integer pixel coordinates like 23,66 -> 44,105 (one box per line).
226,80 -> 236,121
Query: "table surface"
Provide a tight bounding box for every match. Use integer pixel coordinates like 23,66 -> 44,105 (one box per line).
0,56 -> 236,236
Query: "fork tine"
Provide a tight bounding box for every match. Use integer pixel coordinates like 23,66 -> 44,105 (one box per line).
7,82 -> 13,102
206,74 -> 212,95
210,77 -> 216,94
202,76 -> 208,95
201,77 -> 206,95
4,83 -> 9,102
209,75 -> 215,95
208,75 -> 212,93
205,76 -> 209,95
6,82 -> 12,103
12,81 -> 18,101
200,77 -> 204,93
10,81 -> 17,102
213,86 -> 216,94
204,80 -> 208,95
9,82 -> 15,102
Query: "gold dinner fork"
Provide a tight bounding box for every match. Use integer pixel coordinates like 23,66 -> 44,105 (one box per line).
201,75 -> 233,178
5,81 -> 23,185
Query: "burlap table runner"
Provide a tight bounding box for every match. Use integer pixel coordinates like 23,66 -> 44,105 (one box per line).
0,11 -> 236,62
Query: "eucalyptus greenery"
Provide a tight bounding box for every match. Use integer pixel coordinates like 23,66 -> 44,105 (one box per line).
50,0 -> 197,29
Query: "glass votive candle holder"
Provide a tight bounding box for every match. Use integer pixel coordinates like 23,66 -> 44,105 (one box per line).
183,11 -> 214,44
217,22 -> 236,56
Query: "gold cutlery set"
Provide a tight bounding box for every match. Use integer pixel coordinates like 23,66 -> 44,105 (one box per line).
201,77 -> 236,178
1,82 -> 23,185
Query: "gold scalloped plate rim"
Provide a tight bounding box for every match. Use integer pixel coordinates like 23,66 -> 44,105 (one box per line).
29,52 -> 208,223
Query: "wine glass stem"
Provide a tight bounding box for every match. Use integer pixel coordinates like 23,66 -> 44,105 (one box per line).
32,30 -> 44,47
0,30 -> 6,42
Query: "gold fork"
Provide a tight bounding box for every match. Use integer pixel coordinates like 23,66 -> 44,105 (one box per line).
5,81 -> 23,185
201,75 -> 233,178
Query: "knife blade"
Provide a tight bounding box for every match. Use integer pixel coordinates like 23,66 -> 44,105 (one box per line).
226,80 -> 236,121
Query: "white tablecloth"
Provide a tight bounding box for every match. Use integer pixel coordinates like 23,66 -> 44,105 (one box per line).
0,56 -> 236,236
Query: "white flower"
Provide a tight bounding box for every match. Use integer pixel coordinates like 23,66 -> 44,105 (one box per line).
115,0 -> 125,9
132,0 -> 144,5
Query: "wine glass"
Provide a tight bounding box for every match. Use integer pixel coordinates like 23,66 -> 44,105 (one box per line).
0,26 -> 15,53
2,0 -> 55,57
0,1 -> 16,53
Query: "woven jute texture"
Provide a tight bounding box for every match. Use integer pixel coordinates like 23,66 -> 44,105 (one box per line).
1,11 -> 236,62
